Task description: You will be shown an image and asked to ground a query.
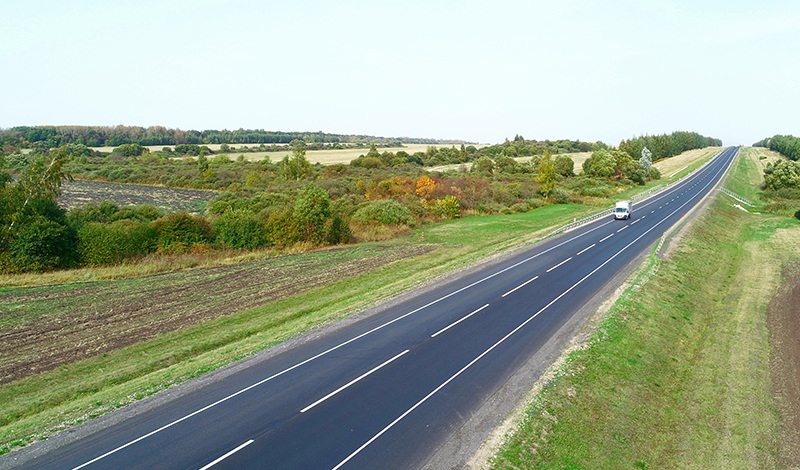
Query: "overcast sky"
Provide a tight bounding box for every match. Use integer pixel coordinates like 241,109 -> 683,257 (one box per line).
1,0 -> 798,146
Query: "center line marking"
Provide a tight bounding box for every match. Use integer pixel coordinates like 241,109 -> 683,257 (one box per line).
576,244 -> 595,256
631,219 -> 639,225
599,233 -> 614,242
199,440 -> 254,470
617,226 -> 628,232
301,350 -> 409,413
547,257 -> 572,273
432,304 -> 491,335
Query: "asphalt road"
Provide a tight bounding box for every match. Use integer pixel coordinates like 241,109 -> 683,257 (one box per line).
13,147 -> 738,470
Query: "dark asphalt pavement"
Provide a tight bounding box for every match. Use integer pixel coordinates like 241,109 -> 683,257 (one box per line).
14,147 -> 738,470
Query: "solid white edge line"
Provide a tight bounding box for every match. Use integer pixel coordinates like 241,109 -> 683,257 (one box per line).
431,304 -> 491,337
331,150 -> 736,470
599,233 -> 613,242
301,350 -> 410,413
616,226 -> 628,233
576,244 -> 595,256
546,257 -> 572,273
198,440 -> 254,470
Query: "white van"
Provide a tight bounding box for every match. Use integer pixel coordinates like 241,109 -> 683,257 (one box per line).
614,201 -> 632,220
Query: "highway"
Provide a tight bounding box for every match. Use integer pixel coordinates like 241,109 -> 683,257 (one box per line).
12,146 -> 738,470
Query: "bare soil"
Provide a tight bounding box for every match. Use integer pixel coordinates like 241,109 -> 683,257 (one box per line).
57,179 -> 216,213
768,260 -> 800,469
0,244 -> 433,385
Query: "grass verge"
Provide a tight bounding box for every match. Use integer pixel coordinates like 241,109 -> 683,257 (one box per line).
489,183 -> 800,468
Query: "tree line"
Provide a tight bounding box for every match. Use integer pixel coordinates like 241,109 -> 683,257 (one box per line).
754,134 -> 800,161
0,125 -> 468,150
618,131 -> 722,162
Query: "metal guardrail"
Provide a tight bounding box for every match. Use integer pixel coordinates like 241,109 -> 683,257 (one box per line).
720,187 -> 754,206
543,150 -> 723,239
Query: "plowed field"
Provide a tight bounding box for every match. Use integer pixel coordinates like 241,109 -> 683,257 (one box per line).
0,244 -> 434,385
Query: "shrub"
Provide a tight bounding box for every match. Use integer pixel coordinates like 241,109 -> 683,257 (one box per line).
352,199 -> 413,225
152,212 -> 215,253
78,220 -> 157,266
795,209 -> 800,220
436,195 -> 461,218
550,188 -> 570,204
5,216 -> 75,272
265,208 -> 301,247
294,184 -> 331,244
581,186 -> 612,198
326,215 -> 352,245
213,210 -> 266,250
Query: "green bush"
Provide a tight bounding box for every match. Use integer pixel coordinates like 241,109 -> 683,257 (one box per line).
265,208 -> 301,247
78,220 -> 158,266
326,215 -> 352,245
295,184 -> 331,244
5,216 -> 76,272
550,188 -> 570,204
581,186 -> 612,198
436,195 -> 461,218
152,212 -> 215,252
213,210 -> 266,250
352,199 -> 413,225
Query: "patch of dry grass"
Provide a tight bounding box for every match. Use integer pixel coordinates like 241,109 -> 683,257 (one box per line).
654,147 -> 723,177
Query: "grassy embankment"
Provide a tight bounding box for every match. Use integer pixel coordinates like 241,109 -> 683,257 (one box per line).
0,149 -> 719,454
489,147 -> 800,469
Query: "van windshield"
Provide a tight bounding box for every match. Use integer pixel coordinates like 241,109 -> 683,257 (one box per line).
616,207 -> 627,212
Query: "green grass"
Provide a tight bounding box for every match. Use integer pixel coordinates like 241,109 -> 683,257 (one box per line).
723,147 -> 767,209
489,150 -> 800,469
0,203 -> 597,454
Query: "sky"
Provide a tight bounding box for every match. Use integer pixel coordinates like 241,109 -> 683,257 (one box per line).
1,0 -> 799,146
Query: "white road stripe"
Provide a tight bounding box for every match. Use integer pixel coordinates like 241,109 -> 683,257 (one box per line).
599,233 -> 614,242
431,304 -> 491,336
631,219 -> 639,225
301,350 -> 409,413
501,273 -> 540,297
198,440 -> 254,470
331,154 -> 735,470
617,226 -> 627,233
546,257 -> 572,273
576,244 -> 595,256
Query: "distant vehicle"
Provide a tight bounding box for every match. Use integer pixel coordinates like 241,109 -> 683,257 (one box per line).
614,200 -> 632,220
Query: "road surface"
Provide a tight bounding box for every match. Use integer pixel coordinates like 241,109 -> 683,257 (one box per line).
9,147 -> 738,470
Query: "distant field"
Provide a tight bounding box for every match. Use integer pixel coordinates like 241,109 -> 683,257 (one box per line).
428,151 -> 593,173
653,146 -> 723,177
58,180 -> 215,213
89,143 -> 478,165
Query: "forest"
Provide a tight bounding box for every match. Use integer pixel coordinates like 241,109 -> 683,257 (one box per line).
0,130 -> 721,274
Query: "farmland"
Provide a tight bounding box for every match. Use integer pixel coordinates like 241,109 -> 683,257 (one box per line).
91,143 -> 481,165
0,243 -> 434,385
57,179 -> 216,213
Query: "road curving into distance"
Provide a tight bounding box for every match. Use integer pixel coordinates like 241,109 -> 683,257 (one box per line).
10,147 -> 739,470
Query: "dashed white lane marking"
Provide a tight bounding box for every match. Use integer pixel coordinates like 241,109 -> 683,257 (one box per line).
199,440 -> 254,470
501,272 -> 540,296
631,219 -> 639,225
547,257 -> 572,273
431,304 -> 491,336
576,244 -> 595,256
617,226 -> 628,233
599,233 -> 614,242
301,350 -> 410,413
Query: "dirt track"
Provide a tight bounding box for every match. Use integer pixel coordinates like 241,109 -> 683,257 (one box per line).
768,260 -> 800,468
0,244 -> 433,385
